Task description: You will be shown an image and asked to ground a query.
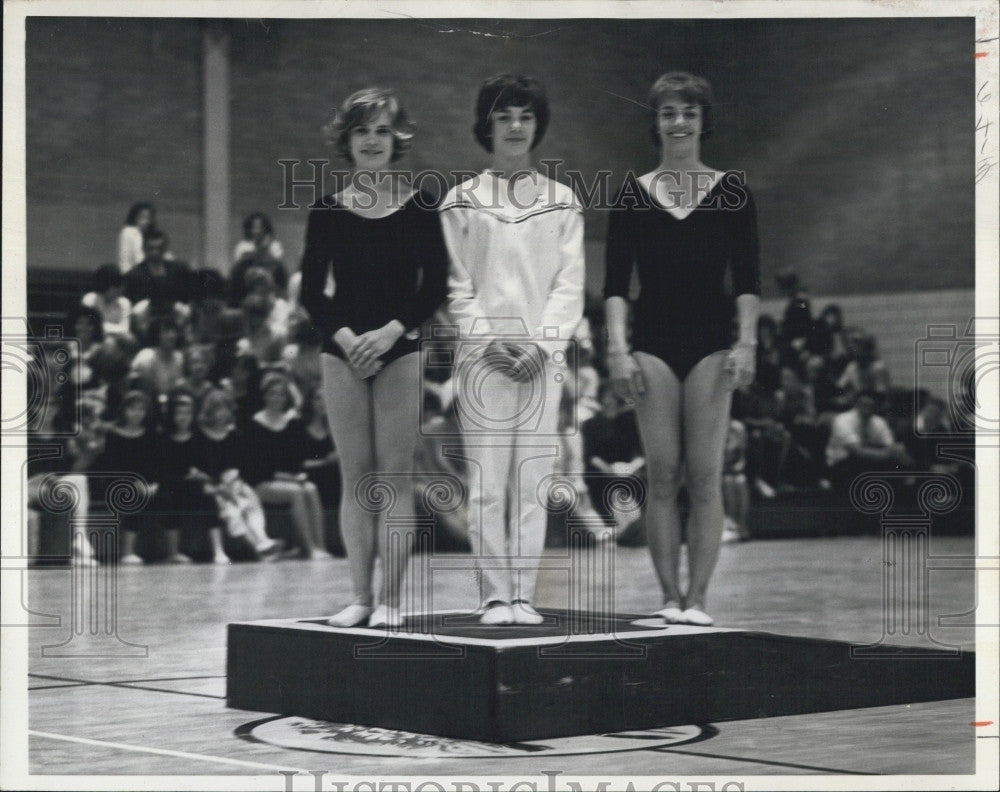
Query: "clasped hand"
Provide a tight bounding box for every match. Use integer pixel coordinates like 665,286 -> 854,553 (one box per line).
484,340 -> 541,383
335,322 -> 404,379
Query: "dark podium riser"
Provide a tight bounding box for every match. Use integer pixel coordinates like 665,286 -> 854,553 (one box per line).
227,612 -> 974,743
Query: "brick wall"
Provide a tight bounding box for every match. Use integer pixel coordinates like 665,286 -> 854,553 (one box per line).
25,16 -> 974,297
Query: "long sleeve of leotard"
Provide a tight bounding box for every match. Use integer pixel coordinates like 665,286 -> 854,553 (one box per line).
603,187 -> 636,301
299,203 -> 352,336
396,208 -> 450,333
727,173 -> 762,297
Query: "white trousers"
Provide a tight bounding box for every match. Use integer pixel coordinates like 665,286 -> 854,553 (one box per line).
456,355 -> 564,605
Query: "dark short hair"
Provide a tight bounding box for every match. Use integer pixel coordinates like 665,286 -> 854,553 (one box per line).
125,202 -> 155,226
68,305 -> 105,343
820,303 -> 844,329
325,87 -> 414,163
242,212 -> 274,239
647,71 -> 714,146
147,315 -> 181,347
473,74 -> 550,152
92,263 -> 124,293
120,388 -> 151,415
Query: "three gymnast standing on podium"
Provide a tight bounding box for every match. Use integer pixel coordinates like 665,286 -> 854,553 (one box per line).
303,71 -> 760,629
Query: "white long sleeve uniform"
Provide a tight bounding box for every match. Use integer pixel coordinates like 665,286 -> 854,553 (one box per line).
439,171 -> 586,607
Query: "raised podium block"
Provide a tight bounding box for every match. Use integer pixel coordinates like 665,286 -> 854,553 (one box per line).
227,609 -> 974,743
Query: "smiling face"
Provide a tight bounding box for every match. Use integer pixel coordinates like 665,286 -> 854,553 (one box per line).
348,109 -> 395,171
656,94 -> 703,153
490,105 -> 537,161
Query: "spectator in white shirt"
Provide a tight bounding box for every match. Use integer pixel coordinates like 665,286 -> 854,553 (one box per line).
81,263 -> 134,346
825,390 -> 912,489
117,202 -> 155,273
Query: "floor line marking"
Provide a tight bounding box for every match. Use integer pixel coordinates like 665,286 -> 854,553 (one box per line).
29,730 -> 308,773
27,672 -> 225,700
653,746 -> 874,774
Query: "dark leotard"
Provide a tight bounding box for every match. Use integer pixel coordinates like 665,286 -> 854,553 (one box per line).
299,190 -> 449,365
603,171 -> 761,380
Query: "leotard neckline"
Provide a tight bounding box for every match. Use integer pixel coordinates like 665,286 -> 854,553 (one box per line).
635,171 -> 731,220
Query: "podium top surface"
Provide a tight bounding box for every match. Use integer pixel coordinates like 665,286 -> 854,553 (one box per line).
230,609 -> 732,647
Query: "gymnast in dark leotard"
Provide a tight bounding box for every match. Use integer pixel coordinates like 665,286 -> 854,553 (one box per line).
603,71 -> 761,627
299,87 -> 449,630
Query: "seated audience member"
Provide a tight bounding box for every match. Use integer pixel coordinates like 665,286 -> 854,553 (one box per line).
810,303 -> 851,378
237,290 -> 288,364
837,333 -> 891,408
117,202 -> 156,273
151,387 -> 219,562
180,344 -> 216,405
582,383 -> 645,534
904,393 -> 957,472
93,390 -> 161,565
82,263 -> 134,345
230,212 -> 288,305
300,387 -> 341,518
754,314 -> 784,394
191,388 -> 282,559
721,419 -> 750,543
188,268 -> 229,343
130,316 -> 185,398
26,351 -> 105,565
66,305 -> 116,399
124,229 -> 193,335
730,378 -> 790,497
775,268 -> 812,374
825,390 -> 914,490
282,321 -> 324,396
221,353 -> 263,430
242,372 -> 327,559
774,366 -> 826,487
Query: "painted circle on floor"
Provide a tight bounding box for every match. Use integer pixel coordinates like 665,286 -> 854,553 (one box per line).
237,716 -> 715,758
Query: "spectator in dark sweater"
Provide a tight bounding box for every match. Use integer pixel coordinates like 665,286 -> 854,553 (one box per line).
125,229 -> 193,336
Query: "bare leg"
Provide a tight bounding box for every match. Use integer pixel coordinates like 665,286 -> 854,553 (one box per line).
681,351 -> 733,611
256,481 -> 315,555
320,353 -> 376,607
372,352 -> 422,611
301,480 -> 329,555
632,352 -> 684,609
60,474 -> 96,563
120,530 -> 141,563
208,527 -> 229,562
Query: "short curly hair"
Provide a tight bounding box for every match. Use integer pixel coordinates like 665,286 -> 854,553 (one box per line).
647,71 -> 714,146
324,87 -> 414,163
473,74 -> 550,152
